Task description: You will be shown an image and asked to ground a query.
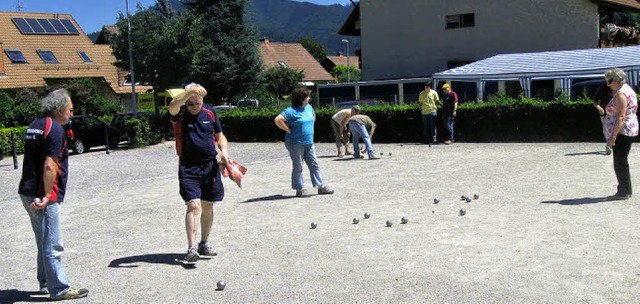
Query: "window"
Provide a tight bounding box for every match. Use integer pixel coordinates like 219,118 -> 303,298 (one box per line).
277,61 -> 289,68
446,13 -> 475,29
37,49 -> 59,64
5,49 -> 27,63
77,51 -> 92,63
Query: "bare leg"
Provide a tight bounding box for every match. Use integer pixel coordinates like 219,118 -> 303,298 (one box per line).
185,200 -> 201,247
200,202 -> 214,242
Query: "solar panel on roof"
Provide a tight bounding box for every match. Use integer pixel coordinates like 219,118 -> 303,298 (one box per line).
60,19 -> 79,34
48,19 -> 68,33
37,19 -> 56,33
12,18 -> 34,33
25,18 -> 45,33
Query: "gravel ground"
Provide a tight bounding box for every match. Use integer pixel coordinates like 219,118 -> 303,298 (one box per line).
1,141 -> 640,303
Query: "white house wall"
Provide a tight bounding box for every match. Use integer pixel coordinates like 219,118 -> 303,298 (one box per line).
360,0 -> 599,81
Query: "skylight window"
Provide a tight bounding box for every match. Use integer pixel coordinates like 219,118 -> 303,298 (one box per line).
5,49 -> 27,63
37,49 -> 59,64
77,51 -> 92,63
278,61 -> 289,68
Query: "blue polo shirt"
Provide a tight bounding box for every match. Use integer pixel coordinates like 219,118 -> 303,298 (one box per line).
18,117 -> 69,202
281,104 -> 315,144
171,105 -> 223,163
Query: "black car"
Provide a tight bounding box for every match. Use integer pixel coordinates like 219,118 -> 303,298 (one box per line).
68,115 -> 119,154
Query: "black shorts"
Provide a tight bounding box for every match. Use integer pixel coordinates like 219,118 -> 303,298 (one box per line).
178,159 -> 224,203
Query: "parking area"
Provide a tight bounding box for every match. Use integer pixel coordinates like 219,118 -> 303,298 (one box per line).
1,141 -> 639,303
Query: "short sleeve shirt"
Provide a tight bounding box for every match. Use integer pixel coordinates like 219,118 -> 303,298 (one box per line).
442,91 -> 458,117
171,105 -> 223,163
605,83 -> 639,138
418,90 -> 440,114
349,114 -> 375,133
332,109 -> 351,124
18,117 -> 69,202
281,104 -> 315,144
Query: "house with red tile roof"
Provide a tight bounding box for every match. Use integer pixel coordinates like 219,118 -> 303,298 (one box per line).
259,39 -> 335,85
0,11 -> 150,110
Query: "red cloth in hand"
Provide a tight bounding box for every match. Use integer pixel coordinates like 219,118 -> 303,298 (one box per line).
220,160 -> 247,188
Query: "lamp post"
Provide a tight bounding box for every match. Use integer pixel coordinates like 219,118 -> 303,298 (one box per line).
341,39 -> 350,83
126,0 -> 137,115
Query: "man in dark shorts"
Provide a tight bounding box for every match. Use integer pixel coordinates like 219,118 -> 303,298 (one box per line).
168,83 -> 230,262
18,89 -> 89,300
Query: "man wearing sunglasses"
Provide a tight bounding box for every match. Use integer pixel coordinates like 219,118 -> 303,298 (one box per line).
168,83 -> 230,262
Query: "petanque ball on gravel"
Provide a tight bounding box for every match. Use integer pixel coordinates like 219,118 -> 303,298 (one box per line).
216,280 -> 226,291
364,212 -> 370,219
465,197 -> 472,203
459,209 -> 466,216
386,220 -> 393,227
461,195 -> 467,201
310,222 -> 317,229
473,194 -> 479,200
389,152 -> 392,156
380,152 -> 384,156
353,218 -> 360,224
401,217 -> 408,224
433,198 -> 439,204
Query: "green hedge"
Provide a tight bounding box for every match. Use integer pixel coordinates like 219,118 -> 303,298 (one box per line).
0,127 -> 28,156
0,97 -> 608,156
218,98 -> 603,143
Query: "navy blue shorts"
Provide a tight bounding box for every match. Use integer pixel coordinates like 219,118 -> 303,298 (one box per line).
178,160 -> 224,203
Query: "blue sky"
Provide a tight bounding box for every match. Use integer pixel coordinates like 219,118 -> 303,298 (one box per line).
0,0 -> 352,34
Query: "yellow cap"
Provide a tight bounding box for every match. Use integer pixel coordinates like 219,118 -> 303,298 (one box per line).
442,83 -> 451,89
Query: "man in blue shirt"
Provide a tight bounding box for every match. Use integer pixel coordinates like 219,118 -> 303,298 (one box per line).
18,89 -> 89,300
169,83 -> 230,263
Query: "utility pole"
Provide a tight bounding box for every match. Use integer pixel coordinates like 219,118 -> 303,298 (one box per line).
126,0 -> 138,115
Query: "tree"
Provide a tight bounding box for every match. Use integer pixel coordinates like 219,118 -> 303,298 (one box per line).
262,66 -> 305,99
111,0 -> 187,92
298,38 -> 329,63
181,0 -> 262,101
332,65 -> 361,83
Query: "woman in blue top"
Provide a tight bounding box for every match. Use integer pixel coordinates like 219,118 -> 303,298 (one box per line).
275,88 -> 334,197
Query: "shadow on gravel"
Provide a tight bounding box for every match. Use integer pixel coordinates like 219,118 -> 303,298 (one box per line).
541,196 -> 610,205
318,155 -> 337,159
565,151 -> 607,156
108,253 -> 185,268
242,194 -> 295,203
0,289 -> 49,303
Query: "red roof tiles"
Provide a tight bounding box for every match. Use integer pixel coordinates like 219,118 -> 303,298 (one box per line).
259,39 -> 334,82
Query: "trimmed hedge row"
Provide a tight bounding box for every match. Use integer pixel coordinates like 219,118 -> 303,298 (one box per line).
219,100 -> 603,143
0,99 -> 606,157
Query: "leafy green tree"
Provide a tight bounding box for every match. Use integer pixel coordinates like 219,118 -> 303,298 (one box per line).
181,0 -> 262,101
332,65 -> 361,83
53,79 -> 123,117
111,0 -> 186,92
298,38 -> 329,63
262,66 -> 305,100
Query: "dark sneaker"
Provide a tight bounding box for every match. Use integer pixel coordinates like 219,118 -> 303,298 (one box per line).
52,287 -> 89,300
318,185 -> 334,195
605,146 -> 612,155
296,189 -> 310,197
197,241 -> 217,257
184,246 -> 200,262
